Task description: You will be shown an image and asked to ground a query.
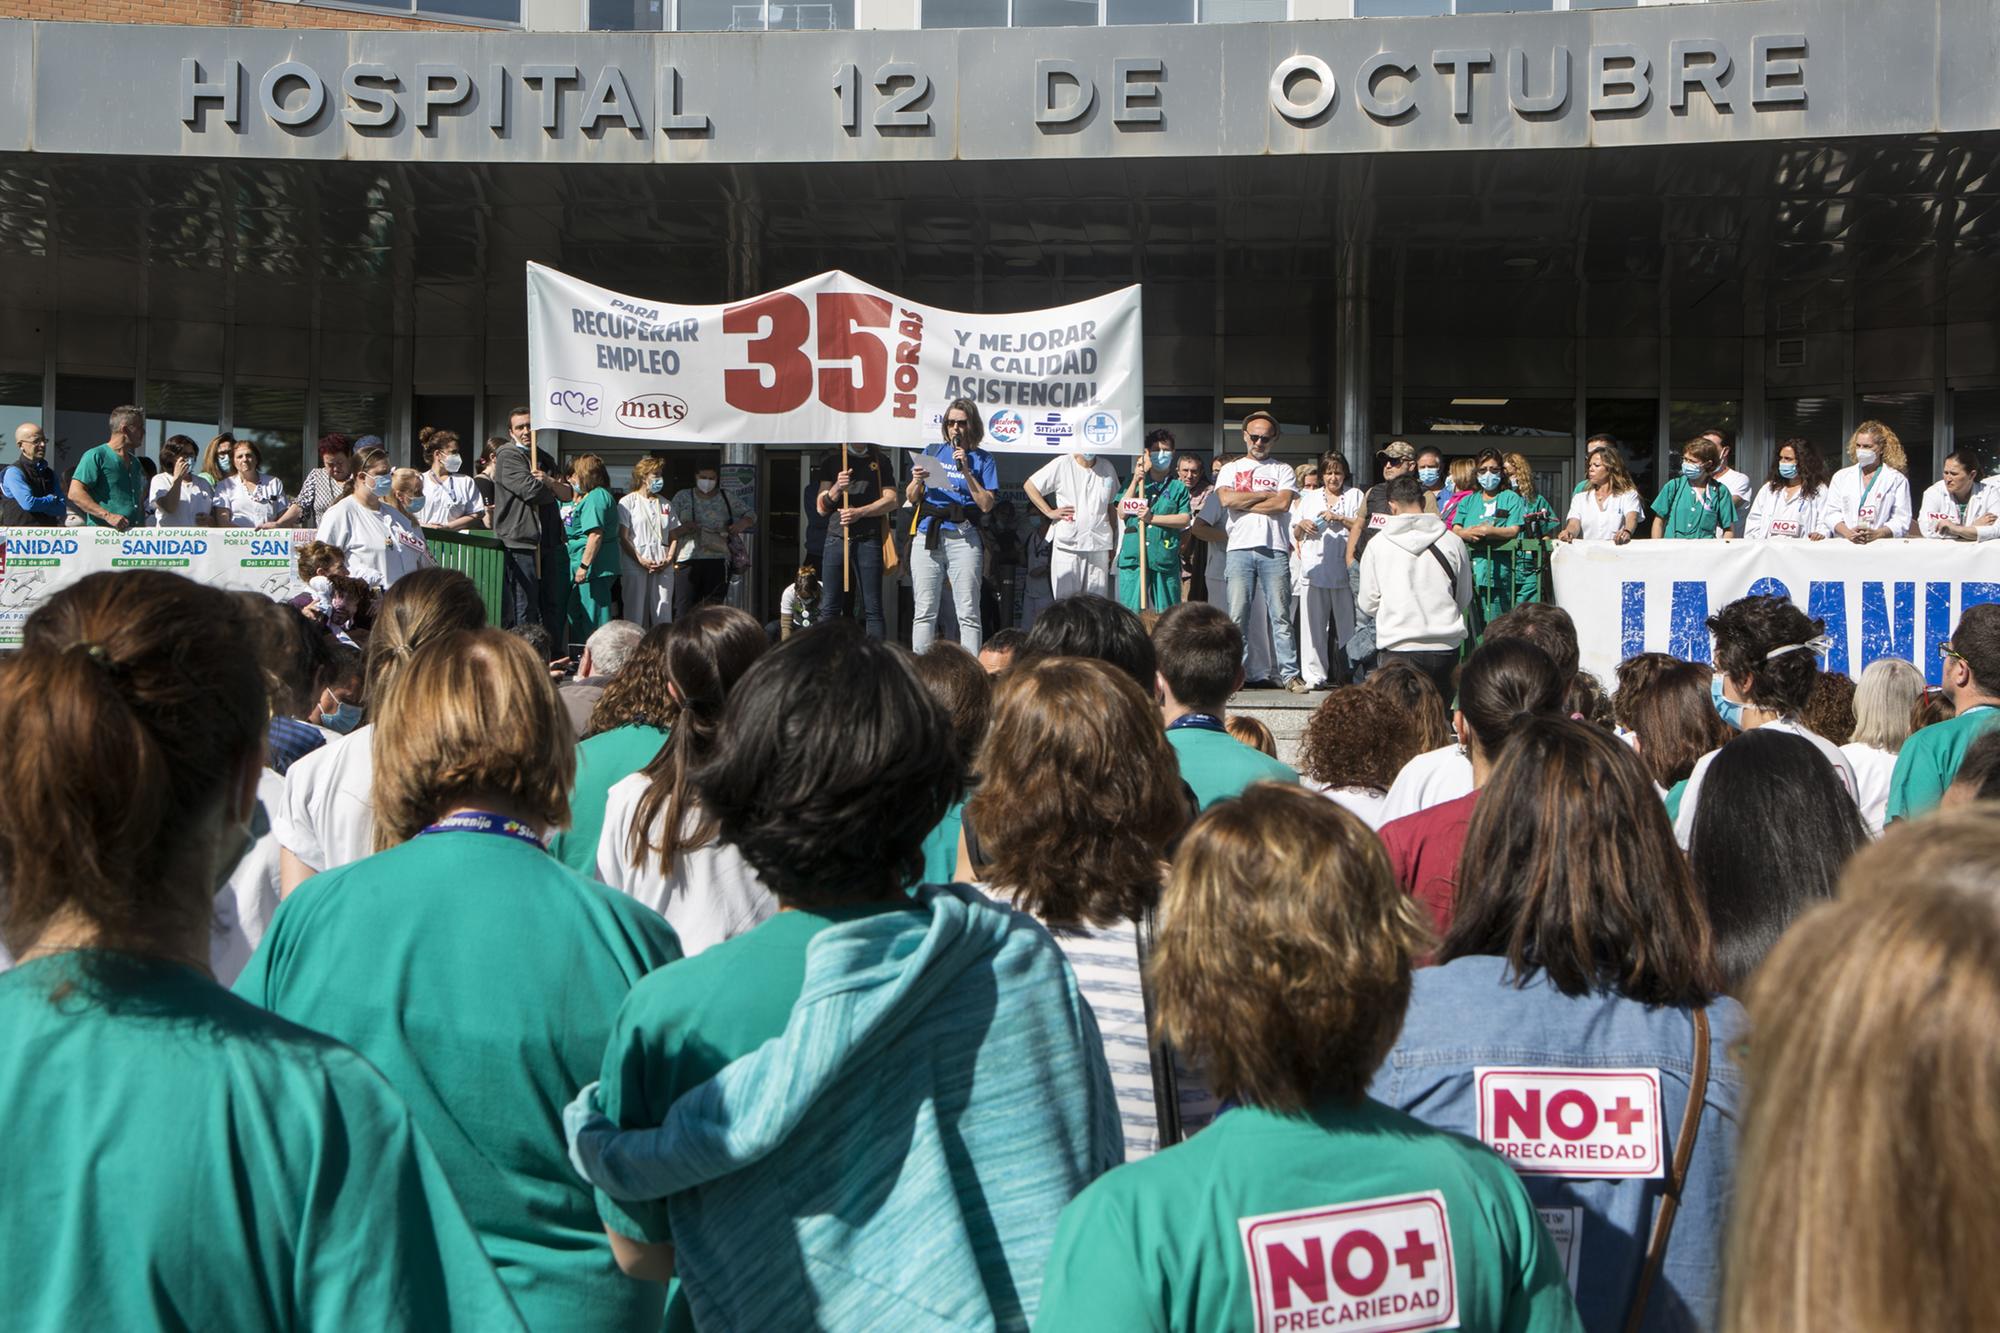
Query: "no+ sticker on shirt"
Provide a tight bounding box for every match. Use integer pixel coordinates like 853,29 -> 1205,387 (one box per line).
1238,1190 -> 1459,1333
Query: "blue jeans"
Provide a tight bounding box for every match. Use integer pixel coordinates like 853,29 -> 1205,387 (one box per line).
819,528 -> 885,638
503,547 -> 539,631
1225,546 -> 1299,682
911,527 -> 983,653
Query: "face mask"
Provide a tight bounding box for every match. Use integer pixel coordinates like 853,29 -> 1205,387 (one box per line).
513,436 -> 531,450
1477,470 -> 1503,492
1855,447 -> 1879,468
1682,461 -> 1705,481
1151,450 -> 1174,472
1710,675 -> 1745,730
372,473 -> 394,497
696,478 -> 717,494
647,476 -> 664,495
219,456 -> 234,474
1419,466 -> 1440,486
442,453 -> 463,474
321,700 -> 364,734
1778,461 -> 1798,480
1078,454 -> 1096,465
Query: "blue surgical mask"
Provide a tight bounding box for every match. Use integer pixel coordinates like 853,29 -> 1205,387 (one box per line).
1477,470 -> 1503,492
1078,454 -> 1096,465
1682,461 -> 1705,480
372,473 -> 394,496
1151,450 -> 1174,471
1710,675 -> 1745,730
218,455 -> 234,474
321,701 -> 364,734
1778,461 -> 1798,480
647,476 -> 664,495
1419,466 -> 1441,487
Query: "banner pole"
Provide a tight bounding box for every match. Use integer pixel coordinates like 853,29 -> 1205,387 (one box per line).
1123,460 -> 1149,613
841,442 -> 851,594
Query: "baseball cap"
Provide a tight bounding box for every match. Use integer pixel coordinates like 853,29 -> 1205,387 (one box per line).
1379,441 -> 1416,462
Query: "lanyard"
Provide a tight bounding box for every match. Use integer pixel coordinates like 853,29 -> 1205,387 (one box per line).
417,810 -> 547,851
1167,713 -> 1227,734
1857,467 -> 1883,515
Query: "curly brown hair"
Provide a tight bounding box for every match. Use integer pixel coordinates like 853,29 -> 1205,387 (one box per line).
966,656 -> 1190,929
1298,686 -> 1427,793
585,622 -> 676,738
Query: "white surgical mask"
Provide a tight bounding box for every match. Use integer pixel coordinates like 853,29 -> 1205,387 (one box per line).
1855,447 -> 1879,468
696,477 -> 717,494
442,453 -> 463,474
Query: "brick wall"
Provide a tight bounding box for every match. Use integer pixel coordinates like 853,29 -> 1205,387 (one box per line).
0,0 -> 489,30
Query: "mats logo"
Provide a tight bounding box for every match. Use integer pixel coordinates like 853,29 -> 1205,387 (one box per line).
615,393 -> 690,432
988,410 -> 1025,443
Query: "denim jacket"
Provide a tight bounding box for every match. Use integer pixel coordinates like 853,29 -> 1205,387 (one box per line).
1368,954 -> 1743,1333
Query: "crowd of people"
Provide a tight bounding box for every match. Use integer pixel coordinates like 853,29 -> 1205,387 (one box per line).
5,488 -> 2000,1330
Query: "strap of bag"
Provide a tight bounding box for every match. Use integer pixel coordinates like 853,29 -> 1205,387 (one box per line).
1622,1007 -> 1711,1333
1423,541 -> 1456,588
1134,904 -> 1185,1151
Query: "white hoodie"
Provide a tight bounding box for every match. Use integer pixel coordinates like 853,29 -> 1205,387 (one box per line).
1355,511 -> 1473,653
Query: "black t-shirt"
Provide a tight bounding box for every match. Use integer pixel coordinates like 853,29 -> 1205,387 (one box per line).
812,446 -> 897,510
1353,483 -> 1395,559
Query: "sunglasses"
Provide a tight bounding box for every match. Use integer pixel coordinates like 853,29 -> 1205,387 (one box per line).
1244,431 -> 1276,444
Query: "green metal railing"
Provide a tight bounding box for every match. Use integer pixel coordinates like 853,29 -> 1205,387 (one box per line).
424,527 -> 507,625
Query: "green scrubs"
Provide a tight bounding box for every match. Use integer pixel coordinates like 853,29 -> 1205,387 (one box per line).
1166,726 -> 1299,810
1452,487 -> 1527,632
1,953 -> 524,1333
919,796 -> 967,885
1650,477 -> 1737,540
1035,1099 -> 1584,1333
596,903 -> 917,1333
551,723 -> 670,875
72,443 -> 144,526
1508,492 -> 1558,605
568,486 -> 621,639
236,829 -> 682,1333
1116,476 -> 1191,613
1886,704 -> 2000,821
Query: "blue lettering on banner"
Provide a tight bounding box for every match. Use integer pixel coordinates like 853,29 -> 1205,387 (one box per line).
1668,581 -> 1710,663
5,537 -> 79,556
1808,582 -> 1849,677
1620,581 -> 1646,663
1746,576 -> 1791,600
1859,582 -> 1916,676
1925,582 -> 1953,686
250,536 -> 291,558
122,537 -> 207,557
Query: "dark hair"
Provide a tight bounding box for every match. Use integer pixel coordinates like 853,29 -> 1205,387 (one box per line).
1951,603 -> 2000,693
0,572 -> 266,960
944,397 -> 985,448
912,643 -> 993,773
627,607 -> 769,873
1019,595 -> 1156,695
1456,638 -> 1567,756
1417,444 -> 1443,464
1151,601 -> 1240,713
316,432 -> 352,462
1706,426 -> 1737,454
417,427 -> 461,463
694,621 -> 956,907
1474,448 -> 1505,472
1299,687 -> 1426,792
1144,428 -> 1176,449
1364,659 -> 1453,752
1585,433 -> 1622,454
506,621 -> 554,663
1615,653 -> 1730,787
1766,437 -> 1831,495
161,434 -> 199,465
1945,447 -> 1982,476
1709,595 -> 1825,715
1443,718 -> 1720,1007
238,595 -> 332,721
1483,602 -> 1580,682
980,626 -> 1027,659
1689,729 -> 1866,994
586,621 -> 676,737
1802,671 -> 1857,746
1953,731 -> 2000,802
1385,475 -> 1425,506
508,405 -> 531,423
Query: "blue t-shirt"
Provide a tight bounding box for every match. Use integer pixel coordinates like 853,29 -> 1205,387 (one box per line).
915,441 -> 997,535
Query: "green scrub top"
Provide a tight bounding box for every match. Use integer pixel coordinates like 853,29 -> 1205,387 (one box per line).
1,953 -> 525,1333
919,796 -> 967,885
1117,476 -> 1191,572
596,903 -> 917,1333
1650,477 -> 1737,540
73,443 -> 144,525
1035,1099 -> 1584,1333
1452,487 -> 1527,611
1886,704 -> 2000,822
236,829 -> 683,1333
568,486 -> 623,580
550,723 -> 670,875
1166,727 -> 1300,811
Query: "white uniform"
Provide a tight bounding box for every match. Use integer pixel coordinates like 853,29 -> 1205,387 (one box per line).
214,475 -> 289,528
147,473 -> 216,527
1743,483 -> 1832,540
318,495 -> 432,588
1563,487 -> 1642,541
273,724 -> 377,877
1291,486 -> 1361,688
1826,464 -> 1914,537
617,489 -> 678,627
595,773 -> 779,956
1915,478 -> 2000,541
417,472 -> 482,527
1714,466 -> 1753,535
1377,744 -> 1475,824
1840,741 -> 1899,837
1029,455 -> 1120,600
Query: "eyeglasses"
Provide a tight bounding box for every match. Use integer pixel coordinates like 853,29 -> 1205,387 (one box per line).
1942,641 -> 1964,662
945,419 -> 970,429
1244,432 -> 1276,444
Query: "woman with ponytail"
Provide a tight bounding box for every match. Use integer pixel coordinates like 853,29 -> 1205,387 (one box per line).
595,604 -> 778,953
0,571 -> 522,1331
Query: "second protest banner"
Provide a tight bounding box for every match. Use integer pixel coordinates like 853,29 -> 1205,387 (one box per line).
527,263 -> 1144,454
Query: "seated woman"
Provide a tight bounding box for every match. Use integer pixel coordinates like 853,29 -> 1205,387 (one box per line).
564,622 -> 1123,1333
238,628 -> 683,1333
1374,718 -> 1740,1333
0,571 -> 521,1331
1916,447 -> 2000,541
1036,783 -> 1583,1333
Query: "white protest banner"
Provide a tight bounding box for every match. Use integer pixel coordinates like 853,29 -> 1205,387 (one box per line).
1552,539 -> 2000,690
0,527 -> 315,648
526,262 -> 1144,454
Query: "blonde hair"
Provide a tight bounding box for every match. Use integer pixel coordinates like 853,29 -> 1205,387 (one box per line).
1447,457 -> 1478,493
1723,808 -> 2000,1333
1848,419 -> 1909,474
370,628 -> 572,851
571,453 -> 610,495
1588,445 -> 1637,496
390,466 -> 424,510
360,567 -> 486,710
627,455 -> 664,496
1153,784 -> 1432,1111
1224,714 -> 1277,757
1504,452 -> 1538,501
1850,657 -> 1926,752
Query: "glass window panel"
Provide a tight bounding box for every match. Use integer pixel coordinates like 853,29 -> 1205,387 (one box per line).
53,375 -> 134,484
413,395 -> 476,471
1858,391 -> 1936,491
144,380 -> 222,463
765,0 -> 849,27
1200,0 -> 1283,20
1586,398 -> 1660,503
1454,0 -> 1550,11
1954,389 -> 2000,479
1355,0 -> 1446,16
922,0 -> 1006,25
1013,0 -> 1099,26
1667,399 -> 1740,484
1109,0 -> 1190,23
1767,396 -> 1845,473
318,389 -> 391,449
233,385 -> 308,494
675,0 -> 739,29
0,375 -> 43,451
1569,0 -> 1637,7
590,0 -> 666,25
1403,396 -> 1572,437
420,0 -> 520,20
